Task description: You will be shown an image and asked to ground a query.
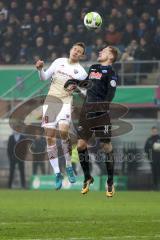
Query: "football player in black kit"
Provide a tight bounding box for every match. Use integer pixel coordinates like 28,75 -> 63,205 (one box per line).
65,46 -> 118,197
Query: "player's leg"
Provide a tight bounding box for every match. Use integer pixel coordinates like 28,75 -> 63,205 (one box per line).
39,154 -> 46,175
44,127 -> 63,190
18,161 -> 26,188
32,155 -> 38,175
56,101 -> 76,183
101,140 -> 115,197
77,139 -> 90,181
77,139 -> 94,194
59,121 -> 76,183
8,161 -> 15,188
152,159 -> 159,190
42,102 -> 63,190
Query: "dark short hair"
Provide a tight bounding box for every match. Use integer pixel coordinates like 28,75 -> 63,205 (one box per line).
152,126 -> 158,130
72,42 -> 86,54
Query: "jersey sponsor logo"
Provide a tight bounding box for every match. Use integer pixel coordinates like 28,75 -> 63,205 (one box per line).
110,80 -> 116,87
89,71 -> 102,79
57,70 -> 73,79
102,69 -> 108,73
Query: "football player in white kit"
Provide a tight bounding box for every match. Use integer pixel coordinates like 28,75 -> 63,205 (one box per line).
36,42 -> 87,190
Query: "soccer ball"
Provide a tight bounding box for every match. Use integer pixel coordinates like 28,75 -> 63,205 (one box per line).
84,12 -> 102,29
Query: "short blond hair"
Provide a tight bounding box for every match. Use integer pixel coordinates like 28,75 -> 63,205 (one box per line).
108,46 -> 118,63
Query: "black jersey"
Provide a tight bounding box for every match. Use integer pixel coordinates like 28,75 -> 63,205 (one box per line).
144,135 -> 160,160
69,64 -> 118,141
86,64 -> 118,103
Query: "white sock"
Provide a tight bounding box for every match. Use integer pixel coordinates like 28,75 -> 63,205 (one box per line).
61,139 -> 72,168
49,158 -> 60,174
47,145 -> 60,174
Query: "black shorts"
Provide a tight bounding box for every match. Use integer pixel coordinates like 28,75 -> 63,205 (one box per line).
76,111 -> 111,142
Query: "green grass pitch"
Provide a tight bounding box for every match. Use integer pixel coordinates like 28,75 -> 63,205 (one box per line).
0,190 -> 160,240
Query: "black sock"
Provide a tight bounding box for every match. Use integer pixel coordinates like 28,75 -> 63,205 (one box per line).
78,148 -> 91,181
105,151 -> 114,186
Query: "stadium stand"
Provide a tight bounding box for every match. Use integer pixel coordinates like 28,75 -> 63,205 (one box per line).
0,0 -> 159,63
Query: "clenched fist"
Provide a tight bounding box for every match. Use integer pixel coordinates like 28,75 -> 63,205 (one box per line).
35,60 -> 44,70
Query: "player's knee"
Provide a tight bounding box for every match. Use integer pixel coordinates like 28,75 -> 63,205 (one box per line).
44,128 -> 56,146
60,130 -> 68,140
77,139 -> 87,151
59,123 -> 69,140
102,142 -> 113,153
47,137 -> 55,146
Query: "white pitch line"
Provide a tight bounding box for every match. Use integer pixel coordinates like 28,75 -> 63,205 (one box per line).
10,236 -> 160,240
1,219 -> 160,225
11,238 -> 93,240
0,221 -> 83,225
102,236 -> 160,240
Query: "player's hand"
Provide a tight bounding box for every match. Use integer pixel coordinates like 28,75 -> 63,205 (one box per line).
64,79 -> 79,90
66,84 -> 77,92
35,60 -> 44,70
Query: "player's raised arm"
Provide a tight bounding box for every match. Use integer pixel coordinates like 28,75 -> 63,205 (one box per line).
35,59 -> 57,81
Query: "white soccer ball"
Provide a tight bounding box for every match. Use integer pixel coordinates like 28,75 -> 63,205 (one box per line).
84,12 -> 102,29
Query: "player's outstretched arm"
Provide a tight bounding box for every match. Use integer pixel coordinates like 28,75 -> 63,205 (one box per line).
35,59 -> 57,81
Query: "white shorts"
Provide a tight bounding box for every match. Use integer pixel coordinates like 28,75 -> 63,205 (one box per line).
41,99 -> 72,129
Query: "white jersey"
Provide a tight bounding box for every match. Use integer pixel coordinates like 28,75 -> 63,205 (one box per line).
39,58 -> 87,102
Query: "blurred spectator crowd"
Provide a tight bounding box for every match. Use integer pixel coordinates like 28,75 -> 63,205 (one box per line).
0,0 -> 159,64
